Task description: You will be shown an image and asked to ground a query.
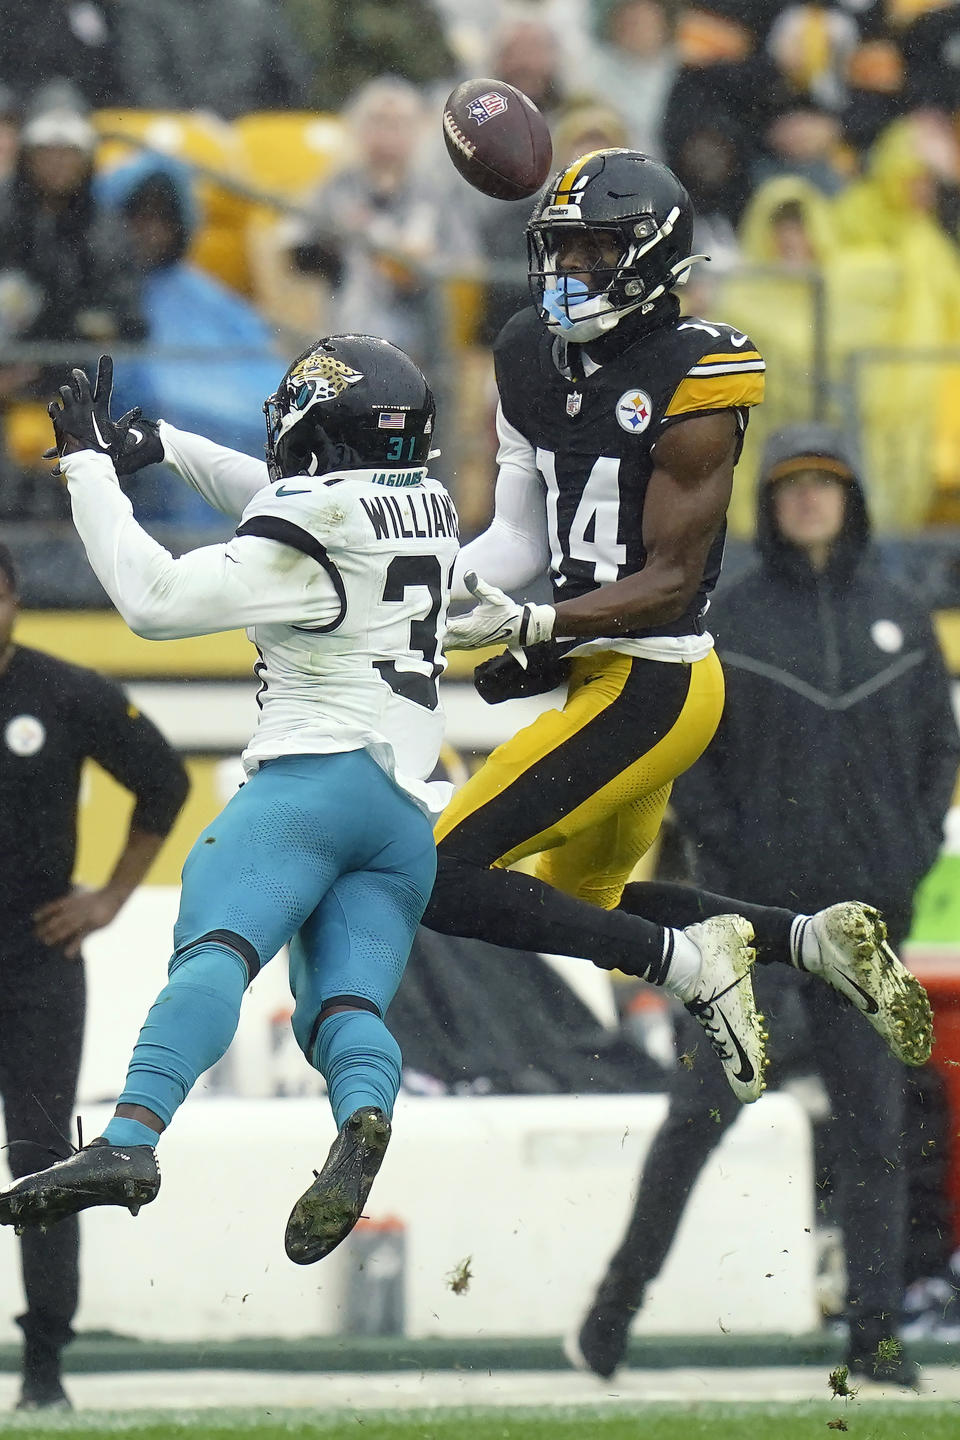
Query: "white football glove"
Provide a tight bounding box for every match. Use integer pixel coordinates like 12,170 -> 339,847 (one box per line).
443,572 -> 555,666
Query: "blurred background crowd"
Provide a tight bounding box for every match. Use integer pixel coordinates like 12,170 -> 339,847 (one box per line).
3,0 -> 960,1359
0,0 -> 960,600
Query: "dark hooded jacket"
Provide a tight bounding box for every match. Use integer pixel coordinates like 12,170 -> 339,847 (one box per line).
670,423 -> 960,940
0,146 -> 144,347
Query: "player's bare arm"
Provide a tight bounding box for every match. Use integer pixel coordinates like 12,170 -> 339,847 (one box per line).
553,410 -> 739,637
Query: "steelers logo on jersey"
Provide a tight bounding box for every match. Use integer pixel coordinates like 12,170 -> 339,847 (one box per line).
4,713 -> 45,756
615,389 -> 653,434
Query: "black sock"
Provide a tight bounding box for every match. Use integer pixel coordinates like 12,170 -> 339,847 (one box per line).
619,880 -> 796,965
424,853 -> 672,983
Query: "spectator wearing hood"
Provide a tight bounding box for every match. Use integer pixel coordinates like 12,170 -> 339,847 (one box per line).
571,423 -> 959,1389
662,3 -> 782,236
95,155 -> 280,526
712,175 -> 899,532
0,107 -> 144,406
832,112 -> 960,526
718,176 -> 838,448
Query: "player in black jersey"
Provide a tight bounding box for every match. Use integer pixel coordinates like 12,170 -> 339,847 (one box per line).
423,149 -> 933,1104
0,544 -> 187,1409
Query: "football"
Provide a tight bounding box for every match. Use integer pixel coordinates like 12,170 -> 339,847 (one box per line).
442,78 -> 553,202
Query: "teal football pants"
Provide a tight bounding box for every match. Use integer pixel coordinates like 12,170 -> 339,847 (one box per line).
114,751 -> 436,1134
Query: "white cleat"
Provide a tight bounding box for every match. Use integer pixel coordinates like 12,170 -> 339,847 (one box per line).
802,902 -> 933,1067
682,914 -> 767,1104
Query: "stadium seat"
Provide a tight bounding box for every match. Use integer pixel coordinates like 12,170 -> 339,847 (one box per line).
234,114 -> 347,341
233,112 -> 346,199
92,110 -> 255,295
4,400 -> 52,470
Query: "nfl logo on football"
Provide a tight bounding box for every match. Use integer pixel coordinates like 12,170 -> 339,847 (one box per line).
467,91 -> 508,126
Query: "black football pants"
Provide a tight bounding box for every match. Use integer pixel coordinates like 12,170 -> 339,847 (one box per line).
0,937 -> 84,1357
587,956 -> 907,1341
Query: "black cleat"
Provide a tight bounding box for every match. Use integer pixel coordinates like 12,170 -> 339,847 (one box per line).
0,1139 -> 160,1231
15,1381 -> 71,1412
285,1106 -> 391,1265
564,1281 -> 640,1380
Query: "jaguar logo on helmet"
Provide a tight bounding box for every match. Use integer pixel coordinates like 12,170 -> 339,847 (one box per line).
287,354 -> 364,407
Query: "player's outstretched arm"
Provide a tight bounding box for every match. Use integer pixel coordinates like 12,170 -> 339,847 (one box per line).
44,357 -> 267,519
157,421 -> 269,520
60,449 -> 341,640
552,410 -> 739,638
450,404 -> 549,600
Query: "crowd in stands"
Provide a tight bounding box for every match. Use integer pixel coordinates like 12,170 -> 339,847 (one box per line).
1,1 -> 960,581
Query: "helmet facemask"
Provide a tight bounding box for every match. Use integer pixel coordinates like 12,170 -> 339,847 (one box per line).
528,205 -> 704,343
263,384 -> 356,482
263,355 -> 366,482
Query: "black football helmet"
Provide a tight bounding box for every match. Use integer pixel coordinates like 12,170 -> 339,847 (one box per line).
263,334 -> 436,482
526,149 -> 704,342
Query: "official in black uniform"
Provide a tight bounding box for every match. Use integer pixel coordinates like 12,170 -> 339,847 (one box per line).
0,543 -> 188,1410
426,151 -> 933,1110
571,425 -> 960,1387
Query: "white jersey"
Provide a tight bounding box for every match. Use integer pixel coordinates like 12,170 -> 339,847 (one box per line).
235,471 -> 459,808
61,425 -> 460,816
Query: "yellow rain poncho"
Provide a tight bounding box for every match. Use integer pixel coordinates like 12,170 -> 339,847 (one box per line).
831,118 -> 960,525
711,177 -> 894,530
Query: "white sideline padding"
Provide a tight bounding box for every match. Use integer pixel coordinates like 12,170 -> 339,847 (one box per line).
0,891 -> 817,1342
0,1091 -> 816,1343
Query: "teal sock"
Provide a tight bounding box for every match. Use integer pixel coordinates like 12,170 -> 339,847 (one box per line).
116,944 -> 249,1127
102,1117 -> 160,1149
313,1011 -> 402,1128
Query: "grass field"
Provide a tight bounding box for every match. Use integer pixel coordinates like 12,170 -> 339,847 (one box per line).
0,1406 -> 955,1439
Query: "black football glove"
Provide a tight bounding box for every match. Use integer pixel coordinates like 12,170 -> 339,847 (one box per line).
110,406 -> 164,475
473,640 -> 571,704
47,354 -> 121,458
44,353 -> 163,475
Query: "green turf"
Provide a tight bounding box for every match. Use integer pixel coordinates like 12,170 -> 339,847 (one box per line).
0,1405 -> 956,1439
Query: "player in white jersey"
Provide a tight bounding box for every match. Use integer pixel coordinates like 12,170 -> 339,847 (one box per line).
0,338 -> 459,1264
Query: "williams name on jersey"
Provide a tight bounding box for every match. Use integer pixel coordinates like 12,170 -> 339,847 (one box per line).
494,307 -> 765,640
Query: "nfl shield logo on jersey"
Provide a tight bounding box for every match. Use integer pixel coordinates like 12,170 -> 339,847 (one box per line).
566,390 -> 582,418
615,389 -> 653,433
467,91 -> 509,125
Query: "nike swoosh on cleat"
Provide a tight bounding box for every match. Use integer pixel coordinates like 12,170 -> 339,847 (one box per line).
841,975 -> 880,1014
715,1010 -> 756,1084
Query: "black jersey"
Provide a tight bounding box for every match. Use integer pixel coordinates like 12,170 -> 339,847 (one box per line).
0,646 -> 187,934
493,306 -> 765,638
